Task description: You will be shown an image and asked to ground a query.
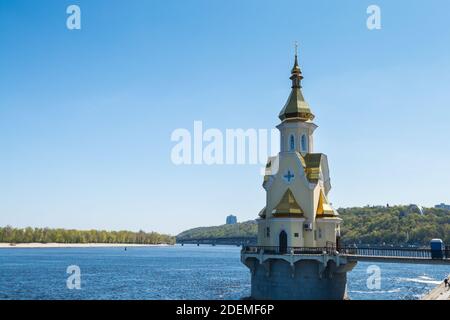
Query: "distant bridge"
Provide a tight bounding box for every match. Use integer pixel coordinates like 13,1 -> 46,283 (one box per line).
242,245 -> 450,265
177,236 -> 257,246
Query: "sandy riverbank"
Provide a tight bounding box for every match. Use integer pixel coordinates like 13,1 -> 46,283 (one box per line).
0,243 -> 171,248
422,275 -> 450,300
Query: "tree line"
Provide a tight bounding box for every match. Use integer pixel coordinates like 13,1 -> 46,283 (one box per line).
339,205 -> 450,246
0,226 -> 175,245
176,205 -> 450,246
176,221 -> 257,241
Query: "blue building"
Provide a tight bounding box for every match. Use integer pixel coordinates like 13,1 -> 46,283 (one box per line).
435,203 -> 450,210
226,215 -> 237,225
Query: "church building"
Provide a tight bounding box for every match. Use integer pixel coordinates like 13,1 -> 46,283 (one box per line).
257,52 -> 341,251
241,50 -> 356,300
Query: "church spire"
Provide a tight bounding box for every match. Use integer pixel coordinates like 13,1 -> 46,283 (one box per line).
290,42 -> 303,88
278,45 -> 315,122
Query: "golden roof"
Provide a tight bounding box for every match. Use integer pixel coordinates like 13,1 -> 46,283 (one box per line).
291,51 -> 301,74
304,153 -> 322,167
279,54 -> 315,122
304,153 -> 324,182
317,190 -> 336,217
272,188 -> 304,217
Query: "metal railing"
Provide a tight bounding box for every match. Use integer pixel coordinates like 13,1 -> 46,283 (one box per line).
339,246 -> 433,259
242,246 -> 338,255
242,245 -> 450,260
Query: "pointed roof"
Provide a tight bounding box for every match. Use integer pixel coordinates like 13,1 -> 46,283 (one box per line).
291,52 -> 301,74
272,189 -> 304,217
317,190 -> 336,217
258,207 -> 266,219
279,52 -> 315,122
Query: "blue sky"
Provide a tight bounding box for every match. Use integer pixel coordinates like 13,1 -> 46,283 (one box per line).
1,0 -> 450,235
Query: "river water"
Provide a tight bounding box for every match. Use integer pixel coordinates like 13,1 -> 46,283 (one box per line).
0,245 -> 447,300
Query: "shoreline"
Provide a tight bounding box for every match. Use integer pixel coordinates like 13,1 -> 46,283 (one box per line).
0,242 -> 172,249
421,275 -> 450,300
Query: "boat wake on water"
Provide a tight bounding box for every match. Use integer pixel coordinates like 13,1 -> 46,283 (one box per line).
399,276 -> 441,285
349,288 -> 402,294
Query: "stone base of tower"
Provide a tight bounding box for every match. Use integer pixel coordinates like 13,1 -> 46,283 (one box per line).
242,252 -> 357,300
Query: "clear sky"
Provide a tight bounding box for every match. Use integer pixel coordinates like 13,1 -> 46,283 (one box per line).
1,0 -> 450,235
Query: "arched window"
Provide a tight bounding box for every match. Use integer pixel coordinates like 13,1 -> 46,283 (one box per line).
301,134 -> 307,152
289,135 -> 295,151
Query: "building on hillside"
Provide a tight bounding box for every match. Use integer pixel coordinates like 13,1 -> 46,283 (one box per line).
226,215 -> 237,225
435,203 -> 450,210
